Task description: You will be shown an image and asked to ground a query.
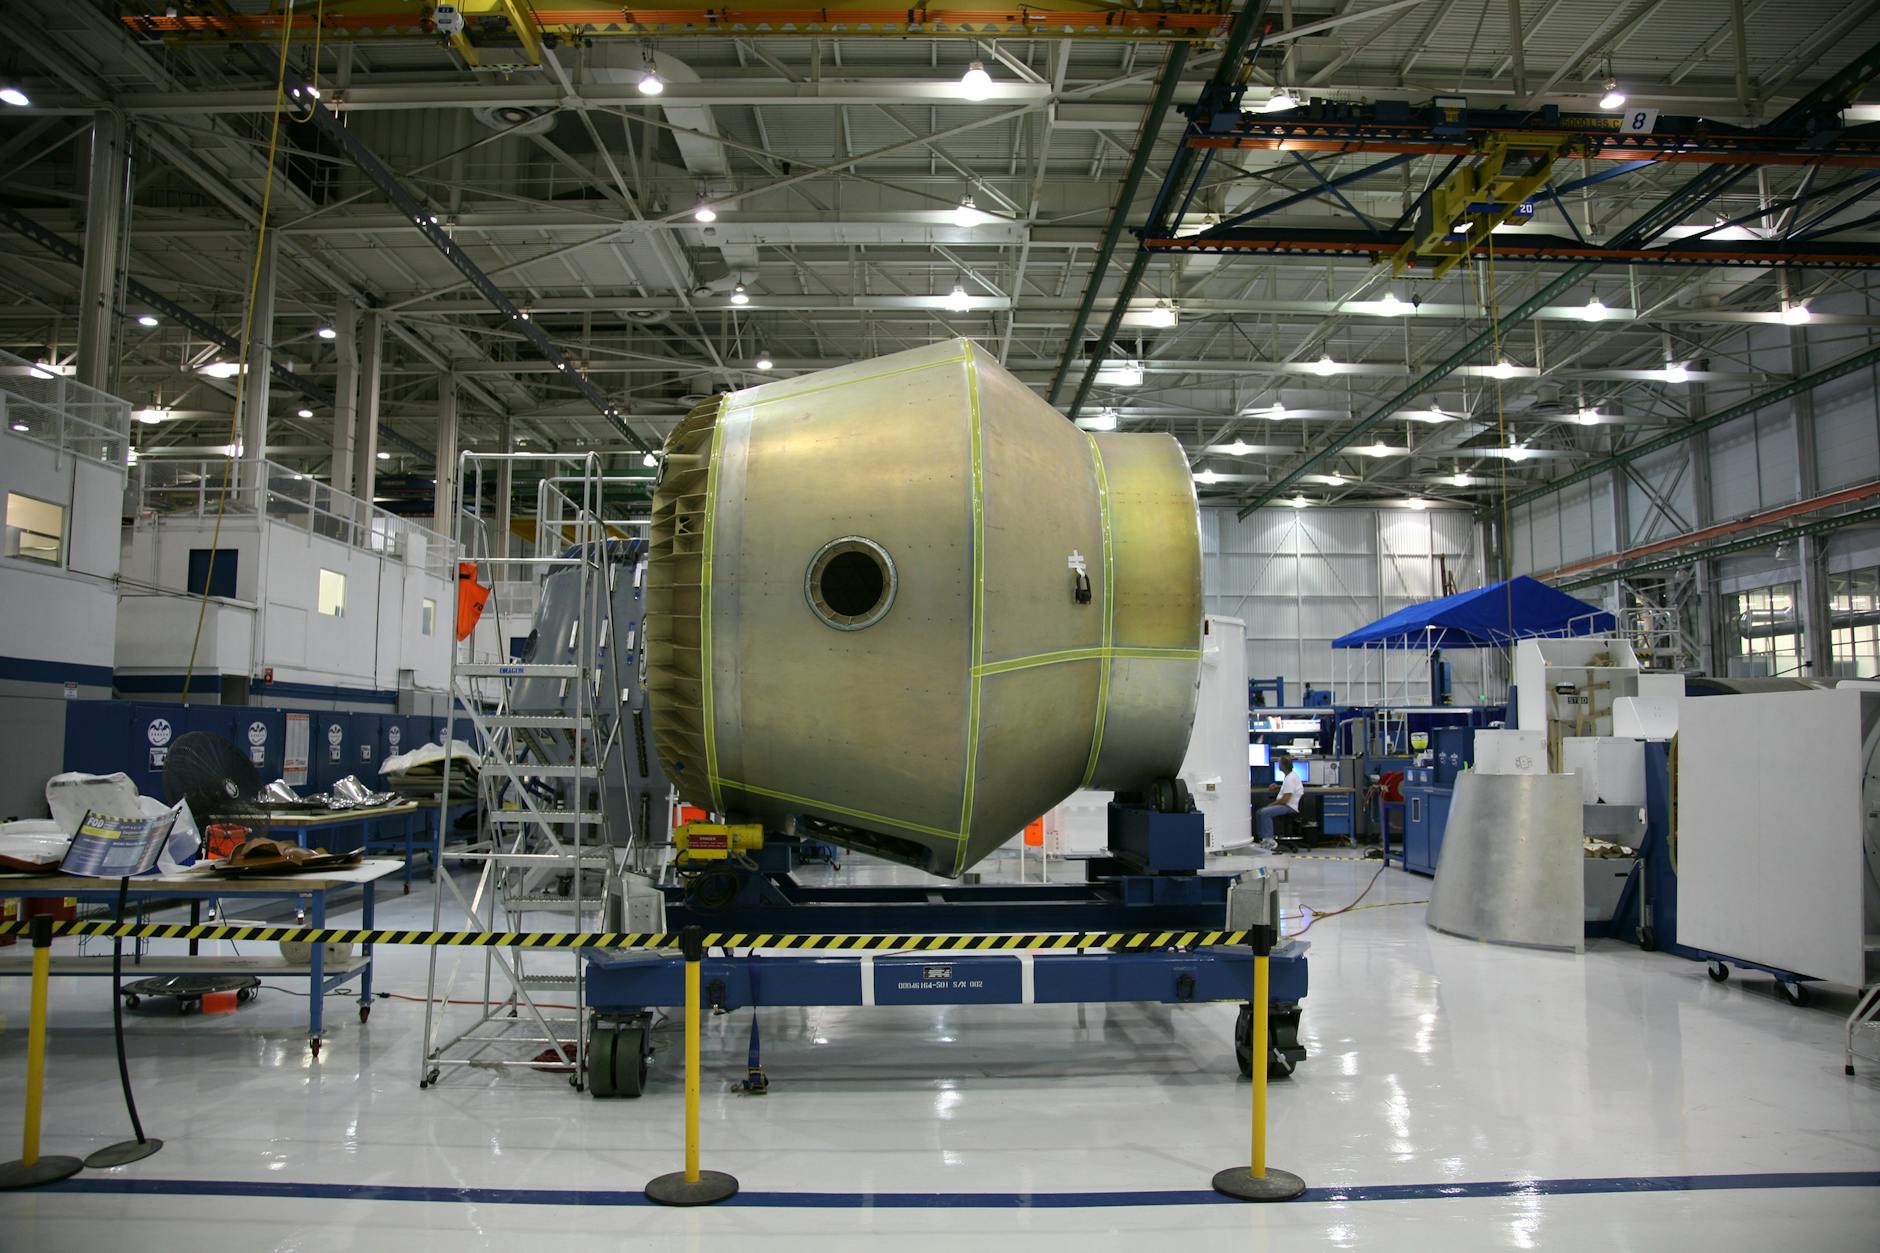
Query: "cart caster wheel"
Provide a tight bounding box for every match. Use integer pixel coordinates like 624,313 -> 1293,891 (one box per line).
1848,1064 -> 1858,1076
359,1005 -> 371,1023
1639,926 -> 1657,952
1268,1046 -> 1297,1080
310,1039 -> 323,1057
1707,961 -> 1728,983
1234,1004 -> 1253,1078
179,999 -> 196,1015
420,1067 -> 440,1090
124,994 -> 140,1010
1777,980 -> 1810,1007
238,987 -> 256,1004
588,1026 -> 649,1098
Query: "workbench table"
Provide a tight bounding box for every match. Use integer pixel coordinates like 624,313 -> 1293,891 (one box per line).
222,802 -> 436,891
0,859 -> 402,1055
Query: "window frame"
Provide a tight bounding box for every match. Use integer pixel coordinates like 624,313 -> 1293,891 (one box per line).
317,568 -> 347,618
5,492 -> 66,567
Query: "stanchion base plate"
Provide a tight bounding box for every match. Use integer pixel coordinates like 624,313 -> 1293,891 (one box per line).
1212,1166 -> 1307,1201
0,1155 -> 84,1190
645,1169 -> 740,1207
85,1138 -> 163,1168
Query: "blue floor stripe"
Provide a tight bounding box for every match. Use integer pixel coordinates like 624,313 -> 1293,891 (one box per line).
43,1170 -> 1880,1210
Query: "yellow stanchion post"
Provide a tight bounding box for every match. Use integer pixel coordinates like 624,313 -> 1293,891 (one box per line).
0,915 -> 84,1190
1213,922 -> 1305,1201
645,925 -> 738,1206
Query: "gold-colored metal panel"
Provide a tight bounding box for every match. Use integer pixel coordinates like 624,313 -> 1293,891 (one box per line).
972,358 -> 1107,665
644,339 -> 1203,877
964,665 -> 1101,872
711,342 -> 975,866
1085,431 -> 1202,788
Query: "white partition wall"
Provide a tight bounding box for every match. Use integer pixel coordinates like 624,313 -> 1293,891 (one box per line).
1678,688 -> 1878,989
1185,614 -> 1251,851
116,458 -> 464,708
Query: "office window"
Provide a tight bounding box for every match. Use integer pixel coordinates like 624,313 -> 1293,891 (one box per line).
421,597 -> 436,636
187,548 -> 238,599
1830,567 -> 1880,678
5,493 -> 64,565
318,568 -> 347,617
1729,584 -> 1800,678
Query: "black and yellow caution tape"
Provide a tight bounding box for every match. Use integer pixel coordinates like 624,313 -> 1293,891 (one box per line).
0,920 -> 1259,952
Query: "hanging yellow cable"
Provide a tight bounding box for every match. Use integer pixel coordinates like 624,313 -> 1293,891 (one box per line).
179,3 -> 314,704
286,0 -> 326,124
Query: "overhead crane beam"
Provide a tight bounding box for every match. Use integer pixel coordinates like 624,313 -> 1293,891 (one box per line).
1229,36 -> 1880,517
1184,103 -> 1880,168
1140,230 -> 1880,268
1054,1 -> 1272,417
122,2 -> 1238,46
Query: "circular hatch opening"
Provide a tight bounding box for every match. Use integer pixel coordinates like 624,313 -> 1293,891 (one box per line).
806,536 -> 897,630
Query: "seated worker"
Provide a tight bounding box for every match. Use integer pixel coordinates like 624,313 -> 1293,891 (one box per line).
1255,752 -> 1305,850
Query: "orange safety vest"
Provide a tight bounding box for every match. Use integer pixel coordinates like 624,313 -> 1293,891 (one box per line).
455,561 -> 490,641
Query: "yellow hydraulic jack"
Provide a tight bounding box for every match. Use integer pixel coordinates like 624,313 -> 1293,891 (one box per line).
672,821 -> 765,865
1388,132 -> 1592,279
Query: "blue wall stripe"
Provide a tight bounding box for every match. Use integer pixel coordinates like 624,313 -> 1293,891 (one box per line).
44,1170 -> 1880,1211
112,673 -> 400,706
0,654 -> 115,688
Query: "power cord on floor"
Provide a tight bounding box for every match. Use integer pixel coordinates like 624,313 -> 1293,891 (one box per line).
1283,862 -> 1429,937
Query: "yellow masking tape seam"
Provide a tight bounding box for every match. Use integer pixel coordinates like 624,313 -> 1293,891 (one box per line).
742,354 -> 968,411
699,395 -> 730,813
712,776 -> 963,842
1080,433 -> 1116,789
956,342 -> 986,876
974,645 -> 1203,677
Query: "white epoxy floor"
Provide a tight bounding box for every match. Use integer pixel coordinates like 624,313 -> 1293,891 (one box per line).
2,850 -> 1877,1250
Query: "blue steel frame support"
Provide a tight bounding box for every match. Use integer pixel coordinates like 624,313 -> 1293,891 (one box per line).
1287,151 -> 1382,233
585,943 -> 1309,1012
1208,155 -> 1419,234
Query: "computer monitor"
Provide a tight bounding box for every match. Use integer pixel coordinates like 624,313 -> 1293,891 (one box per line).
1292,759 -> 1311,784
1248,742 -> 1271,768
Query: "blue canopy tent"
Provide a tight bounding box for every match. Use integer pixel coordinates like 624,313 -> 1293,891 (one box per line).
1333,577 -> 1614,651
1331,577 -> 1613,709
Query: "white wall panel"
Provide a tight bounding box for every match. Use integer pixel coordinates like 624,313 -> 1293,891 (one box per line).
1812,363 -> 1880,491
1208,506 -> 1474,702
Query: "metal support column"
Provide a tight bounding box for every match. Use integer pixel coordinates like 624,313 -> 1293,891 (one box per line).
353,310 -> 383,504
240,230 -> 275,462
1791,333 -> 1834,675
434,371 -> 459,540
75,111 -> 128,395
330,293 -> 359,496
496,416 -> 515,560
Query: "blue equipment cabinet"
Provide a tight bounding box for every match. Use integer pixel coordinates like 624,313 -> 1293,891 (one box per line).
309,712 -> 355,792
64,701 -> 170,797
1319,791 -> 1357,838
351,713 -> 385,784
1401,778 -> 1454,877
1431,725 -> 1474,786
191,706 -> 286,782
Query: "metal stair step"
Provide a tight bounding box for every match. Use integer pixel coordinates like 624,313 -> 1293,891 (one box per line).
488,809 -> 592,824
458,663 -> 582,678
515,974 -> 581,989
503,893 -> 603,911
479,714 -> 587,728
480,762 -> 598,779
